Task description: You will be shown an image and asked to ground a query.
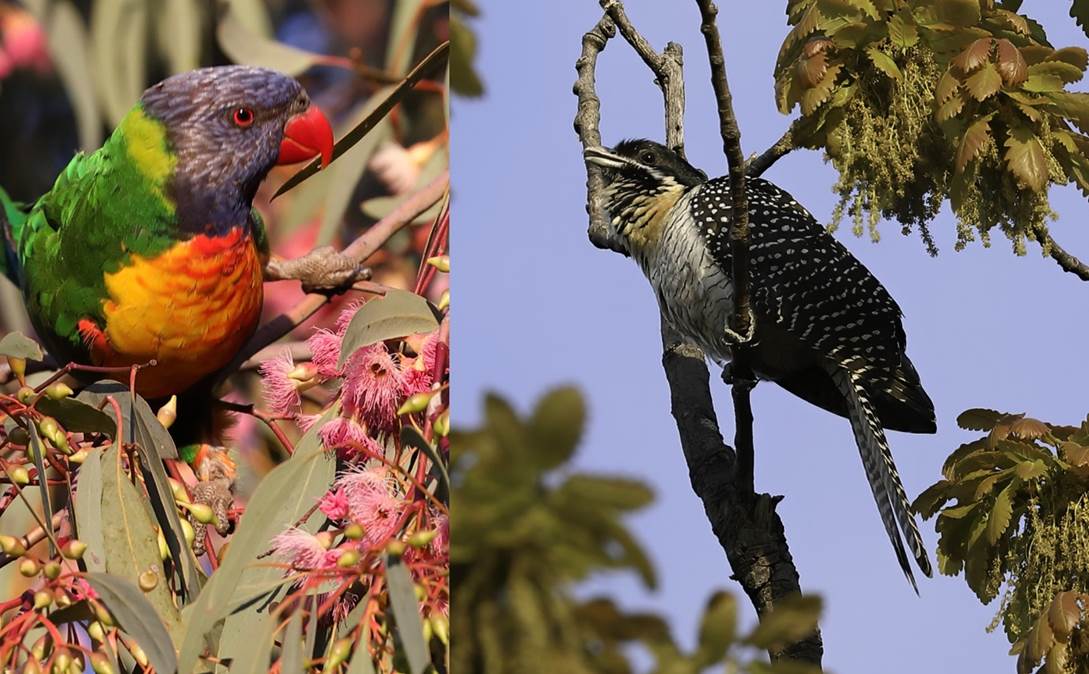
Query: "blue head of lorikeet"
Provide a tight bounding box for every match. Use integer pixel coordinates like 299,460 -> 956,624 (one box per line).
1,66 -> 335,398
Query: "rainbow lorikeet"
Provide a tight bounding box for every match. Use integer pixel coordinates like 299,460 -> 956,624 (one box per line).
0,66 -> 340,401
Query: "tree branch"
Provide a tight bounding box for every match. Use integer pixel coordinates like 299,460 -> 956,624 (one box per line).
1036,225 -> 1089,282
574,2 -> 822,666
746,120 -> 801,178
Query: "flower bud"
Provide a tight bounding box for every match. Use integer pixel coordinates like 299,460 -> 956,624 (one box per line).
30,633 -> 50,659
432,615 -> 449,645
32,590 -> 51,610
156,395 -> 177,429
37,417 -> 59,441
7,356 -> 26,385
433,410 -> 449,437
422,617 -> 433,644
19,558 -> 38,577
61,540 -> 86,560
50,651 -> 70,674
45,383 -> 73,401
90,652 -> 115,674
414,584 -> 426,602
437,289 -> 450,311
425,255 -> 450,273
180,518 -> 196,548
407,530 -> 438,548
184,502 -> 216,525
343,523 -> 364,541
23,656 -> 42,674
336,550 -> 361,568
10,466 -> 30,486
314,531 -> 335,549
67,449 -> 88,464
54,589 -> 72,608
398,392 -> 434,416
43,561 -> 61,580
168,477 -> 190,504
126,640 -> 148,669
87,621 -> 106,643
326,639 -> 353,669
0,535 -> 26,556
138,570 -> 158,592
90,600 -> 114,626
386,540 -> 406,557
156,528 -> 170,561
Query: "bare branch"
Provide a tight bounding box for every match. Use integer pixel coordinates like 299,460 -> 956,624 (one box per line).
747,120 -> 801,178
1036,225 -> 1089,281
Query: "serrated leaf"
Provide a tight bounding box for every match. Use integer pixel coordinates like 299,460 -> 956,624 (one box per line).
337,289 -> 440,367
555,475 -> 654,512
866,47 -> 901,79
1004,124 -> 1049,191
801,62 -> 842,115
1014,460 -> 1048,480
387,554 -> 431,673
986,480 -> 1016,545
913,479 -> 952,519
797,50 -> 829,87
937,92 -> 966,122
888,10 -> 919,47
965,63 -> 1003,100
953,37 -> 994,73
528,386 -> 586,470
957,408 -> 1005,431
956,115 -> 993,172
1073,0 -> 1089,40
1027,61 -> 1084,84
0,332 -> 43,360
1022,73 -> 1066,93
744,595 -> 822,650
996,39 -> 1027,85
1060,441 -> 1089,466
937,70 -> 961,103
937,0 -> 981,26
1048,592 -> 1082,642
85,573 -> 178,674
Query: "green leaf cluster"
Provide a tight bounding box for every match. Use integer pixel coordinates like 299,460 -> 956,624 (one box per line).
451,388 -> 822,674
915,408 -> 1089,673
775,0 -> 1089,255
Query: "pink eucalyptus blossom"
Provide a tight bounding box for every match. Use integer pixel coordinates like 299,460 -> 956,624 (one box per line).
399,356 -> 432,397
319,488 -> 350,522
271,528 -> 341,571
308,328 -> 343,378
259,350 -> 304,416
342,344 -> 406,432
336,466 -> 405,548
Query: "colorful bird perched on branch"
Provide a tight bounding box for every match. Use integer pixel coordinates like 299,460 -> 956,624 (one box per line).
0,66 -> 338,399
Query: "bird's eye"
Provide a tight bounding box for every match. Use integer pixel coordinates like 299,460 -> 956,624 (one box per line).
232,107 -> 255,128
640,151 -> 656,165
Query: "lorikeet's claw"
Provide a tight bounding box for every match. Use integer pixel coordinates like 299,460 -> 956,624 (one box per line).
264,246 -> 371,296
188,446 -> 237,557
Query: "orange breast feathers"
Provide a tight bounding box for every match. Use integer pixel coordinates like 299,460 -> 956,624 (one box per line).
96,228 -> 264,398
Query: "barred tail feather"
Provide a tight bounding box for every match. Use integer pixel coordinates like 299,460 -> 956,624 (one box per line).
832,368 -> 933,590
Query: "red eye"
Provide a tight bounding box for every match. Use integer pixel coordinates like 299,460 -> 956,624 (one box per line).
232,107 -> 255,127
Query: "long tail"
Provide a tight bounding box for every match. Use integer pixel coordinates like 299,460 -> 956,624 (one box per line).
831,367 -> 933,591
0,187 -> 26,285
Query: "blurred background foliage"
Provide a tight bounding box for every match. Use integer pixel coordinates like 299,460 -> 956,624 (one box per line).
451,388 -> 823,674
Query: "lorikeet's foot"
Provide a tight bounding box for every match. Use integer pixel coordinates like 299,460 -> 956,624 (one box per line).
264,246 -> 370,295
187,445 -> 237,557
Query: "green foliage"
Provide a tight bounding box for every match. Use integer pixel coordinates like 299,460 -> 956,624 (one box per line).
451,0 -> 484,97
776,0 -> 1089,255
452,388 -> 822,674
915,408 -> 1089,672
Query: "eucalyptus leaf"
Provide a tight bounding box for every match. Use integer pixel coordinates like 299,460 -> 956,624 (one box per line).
78,382 -> 178,459
280,609 -> 304,674
338,290 -> 440,367
217,7 -> 324,75
0,332 -> 43,360
100,445 -> 184,642
37,1 -> 102,151
386,554 -> 431,673
86,572 -> 179,674
27,425 -> 55,554
401,426 -> 449,500
74,447 -> 107,572
35,397 -> 116,437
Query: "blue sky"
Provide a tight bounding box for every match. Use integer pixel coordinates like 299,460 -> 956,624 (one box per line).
452,2 -> 1089,671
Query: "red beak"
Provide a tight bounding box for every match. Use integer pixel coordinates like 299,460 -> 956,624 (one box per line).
278,105 -> 334,168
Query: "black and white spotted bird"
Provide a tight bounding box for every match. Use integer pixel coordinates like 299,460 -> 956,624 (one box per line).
585,139 -> 935,589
